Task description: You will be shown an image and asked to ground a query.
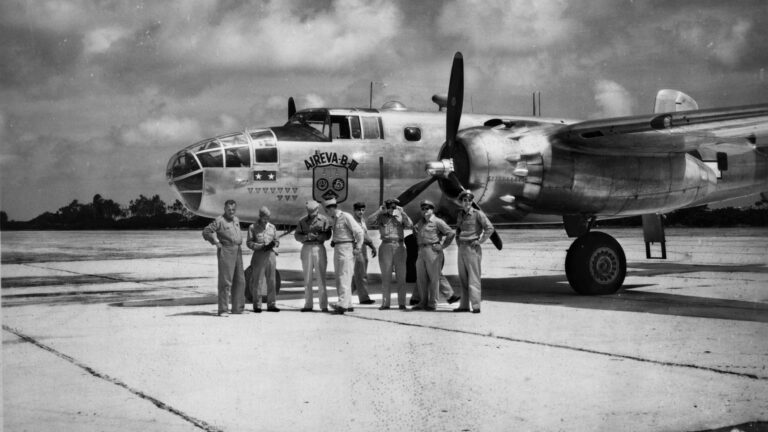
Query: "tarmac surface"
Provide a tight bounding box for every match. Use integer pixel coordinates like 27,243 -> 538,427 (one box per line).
2,228 -> 767,431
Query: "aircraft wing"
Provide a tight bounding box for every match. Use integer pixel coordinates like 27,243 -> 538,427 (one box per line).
552,104 -> 768,156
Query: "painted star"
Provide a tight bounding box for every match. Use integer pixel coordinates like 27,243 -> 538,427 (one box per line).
268,173 -> 275,180
255,173 -> 262,180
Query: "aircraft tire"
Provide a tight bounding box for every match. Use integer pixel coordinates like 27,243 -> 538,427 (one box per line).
565,231 -> 626,295
244,266 -> 282,303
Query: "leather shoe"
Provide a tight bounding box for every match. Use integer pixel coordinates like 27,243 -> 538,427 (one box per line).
378,305 -> 390,310
217,312 -> 229,317
447,295 -> 461,304
360,299 -> 375,305
267,306 -> 280,312
409,298 -> 419,305
398,305 -> 407,310
331,306 -> 346,315
472,309 -> 481,314
321,308 -> 329,313
424,306 -> 436,311
300,307 -> 313,312
347,307 -> 354,312
453,308 -> 470,312
253,307 -> 262,313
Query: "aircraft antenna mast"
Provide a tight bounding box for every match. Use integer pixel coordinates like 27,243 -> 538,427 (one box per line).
369,82 -> 373,109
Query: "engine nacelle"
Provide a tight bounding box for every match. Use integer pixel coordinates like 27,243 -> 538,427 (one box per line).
435,125 -> 719,221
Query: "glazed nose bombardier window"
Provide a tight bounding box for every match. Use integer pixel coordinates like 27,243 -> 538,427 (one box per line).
194,139 -> 223,168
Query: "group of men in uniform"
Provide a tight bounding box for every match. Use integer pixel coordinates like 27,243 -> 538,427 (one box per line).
202,190 -> 494,317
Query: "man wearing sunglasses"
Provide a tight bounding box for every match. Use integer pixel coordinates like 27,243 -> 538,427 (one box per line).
367,198 -> 413,310
412,200 -> 455,311
454,190 -> 494,314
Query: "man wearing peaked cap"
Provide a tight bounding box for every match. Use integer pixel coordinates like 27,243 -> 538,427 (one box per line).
368,197 -> 413,310
412,199 -> 455,311
454,189 -> 494,314
294,200 -> 332,312
247,206 -> 280,312
326,199 -> 364,314
419,199 -> 435,209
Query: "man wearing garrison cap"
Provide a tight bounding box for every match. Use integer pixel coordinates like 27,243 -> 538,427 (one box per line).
294,200 -> 333,312
246,206 -> 280,312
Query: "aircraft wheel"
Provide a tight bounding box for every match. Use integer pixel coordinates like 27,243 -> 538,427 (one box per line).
565,231 -> 626,295
244,266 -> 281,303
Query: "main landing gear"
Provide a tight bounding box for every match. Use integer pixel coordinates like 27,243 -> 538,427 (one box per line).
565,231 -> 626,295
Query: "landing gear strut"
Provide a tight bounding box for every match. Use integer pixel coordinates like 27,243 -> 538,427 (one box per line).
565,231 -> 626,295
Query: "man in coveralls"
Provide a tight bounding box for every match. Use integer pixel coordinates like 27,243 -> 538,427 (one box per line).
246,206 -> 280,313
294,200 -> 332,312
454,190 -> 494,314
202,199 -> 245,316
412,200 -> 455,311
325,198 -> 364,315
351,202 -> 376,306
367,198 -> 413,310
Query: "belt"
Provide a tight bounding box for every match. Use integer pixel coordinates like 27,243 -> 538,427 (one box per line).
418,242 -> 439,248
334,240 -> 354,244
303,240 -> 324,245
381,239 -> 403,244
457,239 -> 478,245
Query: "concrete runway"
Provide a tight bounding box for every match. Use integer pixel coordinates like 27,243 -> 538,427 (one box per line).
2,228 -> 767,431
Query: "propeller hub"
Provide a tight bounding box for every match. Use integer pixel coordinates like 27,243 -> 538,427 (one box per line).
426,159 -> 454,177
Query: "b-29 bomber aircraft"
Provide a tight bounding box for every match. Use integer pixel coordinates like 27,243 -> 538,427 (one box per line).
167,52 -> 768,295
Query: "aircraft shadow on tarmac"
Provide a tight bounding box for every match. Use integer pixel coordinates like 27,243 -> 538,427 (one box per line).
479,262 -> 768,323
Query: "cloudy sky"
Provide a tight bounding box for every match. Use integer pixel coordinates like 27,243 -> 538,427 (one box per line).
1,0 -> 767,220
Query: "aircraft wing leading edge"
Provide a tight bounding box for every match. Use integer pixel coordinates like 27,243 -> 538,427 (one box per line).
552,104 -> 768,156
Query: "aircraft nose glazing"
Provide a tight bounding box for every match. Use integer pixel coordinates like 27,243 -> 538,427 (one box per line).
166,147 -> 204,211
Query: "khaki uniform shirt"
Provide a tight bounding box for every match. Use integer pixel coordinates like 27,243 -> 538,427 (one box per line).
247,222 -> 279,250
367,207 -> 413,241
414,215 -> 454,246
331,211 -> 364,248
203,215 -> 243,247
456,207 -> 494,244
294,214 -> 332,243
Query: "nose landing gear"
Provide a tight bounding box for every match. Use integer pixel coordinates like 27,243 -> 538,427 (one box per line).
565,231 -> 626,295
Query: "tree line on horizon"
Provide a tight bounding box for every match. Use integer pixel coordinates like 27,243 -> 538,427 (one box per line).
0,194 -> 211,230
1,193 -> 767,230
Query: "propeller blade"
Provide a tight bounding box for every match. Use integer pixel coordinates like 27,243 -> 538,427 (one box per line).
288,97 -> 296,119
396,177 -> 437,207
445,52 -> 464,156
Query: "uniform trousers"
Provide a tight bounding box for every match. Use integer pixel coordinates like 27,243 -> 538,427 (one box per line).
301,243 -> 328,309
378,241 -> 407,307
250,249 -> 277,308
334,242 -> 355,309
351,249 -> 372,302
458,243 -> 483,310
217,245 -> 245,314
410,267 -> 455,302
415,246 -> 443,309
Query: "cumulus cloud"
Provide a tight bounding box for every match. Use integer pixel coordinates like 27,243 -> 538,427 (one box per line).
84,27 -> 128,56
592,79 -> 634,118
118,115 -> 202,147
673,15 -> 756,67
436,0 -> 574,53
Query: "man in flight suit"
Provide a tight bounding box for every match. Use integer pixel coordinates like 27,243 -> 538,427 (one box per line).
246,206 -> 280,313
351,202 -> 376,306
412,200 -> 455,311
325,198 -> 364,315
454,190 -> 495,314
367,198 -> 413,310
295,200 -> 332,312
202,199 -> 245,316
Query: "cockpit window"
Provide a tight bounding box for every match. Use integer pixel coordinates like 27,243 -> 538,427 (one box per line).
288,111 -> 329,140
330,115 -> 361,139
361,116 -> 382,139
194,139 -> 224,168
219,133 -> 250,167
250,130 -> 278,163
